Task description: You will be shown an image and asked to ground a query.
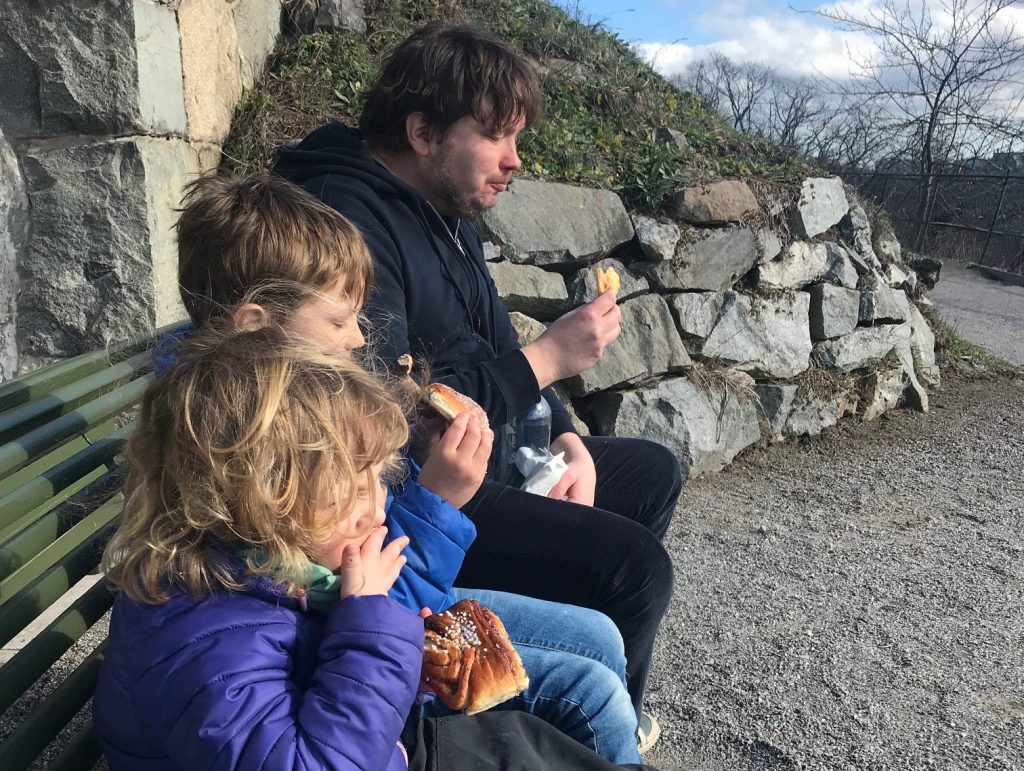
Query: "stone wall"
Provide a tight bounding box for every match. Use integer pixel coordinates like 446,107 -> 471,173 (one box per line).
0,0 -> 286,375
481,176 -> 940,476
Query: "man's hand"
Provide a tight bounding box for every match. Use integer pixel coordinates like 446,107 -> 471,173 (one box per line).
547,432 -> 596,506
338,527 -> 409,599
417,411 -> 494,508
521,291 -> 621,388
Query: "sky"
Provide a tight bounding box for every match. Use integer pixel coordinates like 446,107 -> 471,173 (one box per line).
556,0 -> 886,80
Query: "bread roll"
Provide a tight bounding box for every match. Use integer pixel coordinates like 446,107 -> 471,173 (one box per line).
420,599 -> 529,715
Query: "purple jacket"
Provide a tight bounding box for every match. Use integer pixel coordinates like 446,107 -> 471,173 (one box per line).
93,564 -> 423,770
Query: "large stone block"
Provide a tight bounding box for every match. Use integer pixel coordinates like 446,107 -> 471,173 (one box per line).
566,294 -> 690,396
669,180 -> 761,225
632,215 -> 679,262
791,176 -> 849,239
808,284 -> 860,340
234,0 -> 285,80
839,201 -> 883,271
698,291 -> 812,379
813,323 -> 912,373
479,179 -> 634,268
758,241 -> 858,291
638,226 -> 758,292
908,304 -> 940,387
508,311 -> 546,346
668,292 -> 724,340
591,376 -> 759,476
861,367 -> 908,422
0,0 -> 187,139
178,0 -> 242,144
316,0 -> 366,33
0,128 -> 28,380
18,136 -> 198,358
486,261 -> 568,321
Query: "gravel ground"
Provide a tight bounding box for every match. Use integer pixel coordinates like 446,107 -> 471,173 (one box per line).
644,373 -> 1024,771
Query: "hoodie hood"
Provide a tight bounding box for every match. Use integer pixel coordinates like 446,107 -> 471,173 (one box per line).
275,122 -> 419,204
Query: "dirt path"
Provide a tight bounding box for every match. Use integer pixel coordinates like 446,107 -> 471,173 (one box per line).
929,261 -> 1024,366
644,373 -> 1024,771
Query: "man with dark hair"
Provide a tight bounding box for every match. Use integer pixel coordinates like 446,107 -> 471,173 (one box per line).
275,22 -> 682,752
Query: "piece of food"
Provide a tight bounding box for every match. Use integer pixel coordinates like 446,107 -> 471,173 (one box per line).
424,383 -> 489,429
595,266 -> 620,296
420,599 -> 529,715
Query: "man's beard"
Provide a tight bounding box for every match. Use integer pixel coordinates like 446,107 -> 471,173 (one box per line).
431,159 -> 486,220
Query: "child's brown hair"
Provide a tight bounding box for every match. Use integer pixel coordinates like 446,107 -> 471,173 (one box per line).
103,325 -> 409,603
176,174 -> 374,325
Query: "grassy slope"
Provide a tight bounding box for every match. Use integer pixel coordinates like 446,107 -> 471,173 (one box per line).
223,0 -> 811,213
222,0 -> 1018,378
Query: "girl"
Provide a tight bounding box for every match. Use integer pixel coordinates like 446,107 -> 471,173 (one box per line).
94,328 -> 421,768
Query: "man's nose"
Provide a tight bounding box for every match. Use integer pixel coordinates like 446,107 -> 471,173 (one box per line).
502,140 -> 522,171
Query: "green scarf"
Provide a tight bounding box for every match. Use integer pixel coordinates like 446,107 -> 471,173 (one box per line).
237,548 -> 340,616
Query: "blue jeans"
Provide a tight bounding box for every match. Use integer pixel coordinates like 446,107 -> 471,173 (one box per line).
421,587 -> 642,765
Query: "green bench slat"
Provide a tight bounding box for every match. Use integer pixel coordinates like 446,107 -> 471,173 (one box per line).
0,351 -> 150,445
0,467 -> 126,581
0,375 -> 151,481
0,646 -> 105,771
0,468 -> 107,578
0,418 -> 119,499
44,720 -> 103,771
0,578 -> 112,714
0,320 -> 182,413
0,425 -> 130,532
0,350 -> 119,413
0,498 -> 119,647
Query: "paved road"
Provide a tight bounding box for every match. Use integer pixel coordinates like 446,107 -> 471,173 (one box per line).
928,261 -> 1024,366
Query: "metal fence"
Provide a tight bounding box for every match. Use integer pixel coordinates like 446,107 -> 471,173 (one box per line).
843,168 -> 1024,274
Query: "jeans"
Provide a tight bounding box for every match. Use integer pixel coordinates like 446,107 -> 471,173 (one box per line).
421,588 -> 642,765
457,436 -> 683,718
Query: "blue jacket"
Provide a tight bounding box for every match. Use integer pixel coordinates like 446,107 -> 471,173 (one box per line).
384,461 -> 476,614
93,559 -> 423,770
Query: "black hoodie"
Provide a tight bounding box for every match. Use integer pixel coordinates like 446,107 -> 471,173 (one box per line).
274,123 -> 575,445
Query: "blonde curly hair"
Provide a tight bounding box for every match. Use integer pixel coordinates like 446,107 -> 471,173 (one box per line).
103,325 -> 409,603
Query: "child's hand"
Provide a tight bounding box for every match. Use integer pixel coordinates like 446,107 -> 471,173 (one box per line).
416,411 -> 493,508
338,527 -> 409,599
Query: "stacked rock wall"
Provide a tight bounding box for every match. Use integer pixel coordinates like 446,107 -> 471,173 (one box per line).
0,0 -> 286,375
481,176 -> 939,476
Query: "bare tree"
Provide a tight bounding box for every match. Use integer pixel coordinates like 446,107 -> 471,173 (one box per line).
675,53 -> 773,134
763,74 -> 827,151
808,0 -> 1024,249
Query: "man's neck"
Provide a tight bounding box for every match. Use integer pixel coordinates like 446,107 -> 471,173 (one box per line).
370,145 -> 434,202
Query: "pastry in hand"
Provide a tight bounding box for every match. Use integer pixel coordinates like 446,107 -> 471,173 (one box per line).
420,599 -> 529,715
424,383 -> 489,430
594,266 -> 620,297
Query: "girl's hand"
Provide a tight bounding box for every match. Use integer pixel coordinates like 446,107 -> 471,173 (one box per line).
338,527 -> 409,599
417,411 -> 493,508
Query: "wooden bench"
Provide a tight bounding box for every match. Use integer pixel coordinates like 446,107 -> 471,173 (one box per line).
0,340 -> 156,770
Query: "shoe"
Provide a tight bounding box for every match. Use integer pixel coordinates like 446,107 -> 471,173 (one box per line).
637,711 -> 661,754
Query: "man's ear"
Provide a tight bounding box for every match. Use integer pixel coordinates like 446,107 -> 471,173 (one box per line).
233,303 -> 271,331
405,112 -> 435,158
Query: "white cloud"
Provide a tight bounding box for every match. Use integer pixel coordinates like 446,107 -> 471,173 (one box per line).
635,11 -> 878,80
633,42 -> 697,76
